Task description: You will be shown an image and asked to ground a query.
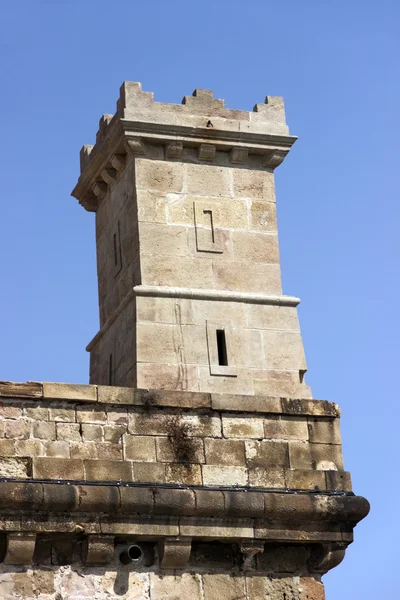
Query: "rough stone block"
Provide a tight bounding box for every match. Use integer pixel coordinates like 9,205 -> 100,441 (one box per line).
0,404 -> 22,419
76,407 -> 107,424
289,442 -> 344,471
246,440 -> 289,468
211,394 -> 282,414
136,158 -> 184,193
249,200 -> 277,232
325,471 -> 352,492
5,420 -> 29,440
0,458 -> 30,478
132,462 -> 165,483
97,385 -> 136,405
204,439 -> 246,466
81,424 -> 103,442
43,382 -> 97,403
203,573 -> 246,600
49,407 -> 76,422
222,416 -> 264,439
0,439 -> 16,456
165,463 -> 202,485
285,469 -> 327,491
248,467 -> 286,488
56,422 -> 81,442
137,361 -> 200,391
232,168 -> 275,200
150,573 -> 201,598
308,417 -> 342,445
24,406 -> 49,420
32,458 -> 84,480
263,415 -> 309,441
202,465 -> 248,486
156,436 -> 205,463
186,163 -> 231,197
43,441 -> 70,458
70,443 -> 98,459
123,435 -> 156,462
84,460 -> 132,482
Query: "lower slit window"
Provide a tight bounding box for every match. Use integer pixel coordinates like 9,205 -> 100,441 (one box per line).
216,329 -> 228,366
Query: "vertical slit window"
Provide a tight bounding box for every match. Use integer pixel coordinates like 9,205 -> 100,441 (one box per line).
216,329 -> 228,366
108,353 -> 113,386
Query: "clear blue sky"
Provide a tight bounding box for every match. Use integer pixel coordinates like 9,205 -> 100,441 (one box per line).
1,1 -> 398,597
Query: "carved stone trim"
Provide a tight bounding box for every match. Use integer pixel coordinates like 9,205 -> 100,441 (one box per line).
165,141 -> 183,159
230,147 -> 249,164
84,534 -> 114,564
308,543 -> 347,574
110,154 -> 126,171
159,537 -> 192,569
263,149 -> 289,169
100,168 -> 117,185
198,143 -> 216,161
92,181 -> 107,198
124,138 -> 146,155
4,533 -> 36,565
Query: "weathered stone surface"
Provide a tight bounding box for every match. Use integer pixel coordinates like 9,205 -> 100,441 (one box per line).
204,438 -> 246,466
203,573 -> 246,600
43,382 -> 97,402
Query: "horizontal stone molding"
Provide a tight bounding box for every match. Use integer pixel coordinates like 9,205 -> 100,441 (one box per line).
0,481 -> 369,543
85,286 -> 301,351
0,380 -> 340,416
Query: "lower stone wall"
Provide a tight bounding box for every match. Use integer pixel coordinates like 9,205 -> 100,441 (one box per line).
0,561 -> 325,600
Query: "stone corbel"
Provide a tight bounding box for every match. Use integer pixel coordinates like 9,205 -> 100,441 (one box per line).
84,535 -> 114,565
92,181 -> 107,198
263,149 -> 289,169
308,543 -> 347,574
80,191 -> 98,212
165,141 -> 183,159
110,154 -> 126,171
124,138 -> 146,155
4,533 -> 36,565
101,168 -> 117,185
159,537 -> 192,569
230,147 -> 248,164
240,541 -> 264,570
198,143 -> 216,161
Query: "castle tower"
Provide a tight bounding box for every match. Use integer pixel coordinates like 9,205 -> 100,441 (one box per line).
73,83 -> 310,399
0,84 -> 368,600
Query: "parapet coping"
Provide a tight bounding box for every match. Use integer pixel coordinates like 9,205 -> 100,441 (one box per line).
0,480 -> 369,524
86,286 -> 301,351
0,381 -> 340,418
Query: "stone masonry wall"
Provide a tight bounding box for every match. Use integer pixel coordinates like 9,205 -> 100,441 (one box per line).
0,383 -> 347,493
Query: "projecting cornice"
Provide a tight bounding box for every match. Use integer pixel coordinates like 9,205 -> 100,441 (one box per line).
71,82 -> 297,212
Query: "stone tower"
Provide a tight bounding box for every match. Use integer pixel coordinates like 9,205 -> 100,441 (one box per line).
0,84 -> 368,599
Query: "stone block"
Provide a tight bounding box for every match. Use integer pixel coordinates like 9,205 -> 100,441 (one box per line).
232,231 -> 280,263
100,515 -> 179,536
325,471 -> 352,492
0,439 -> 16,456
97,385 -> 137,405
136,295 -> 195,326
70,443 -> 98,459
289,442 -> 344,471
150,573 -> 201,598
285,469 -> 327,491
246,440 -> 289,468
179,517 -> 254,539
84,460 -> 132,482
43,441 -> 70,458
186,163 -> 231,197
194,489 -> 225,516
0,404 -> 22,419
137,322 -> 208,365
49,407 -> 76,422
156,436 -> 205,463
78,485 -> 120,512
56,422 -> 81,441
308,417 -> 342,445
24,406 -> 49,420
136,158 -> 184,193
96,442 -> 123,460
232,168 -> 275,200
0,458 -> 29,478
213,261 -> 282,295
81,424 -> 103,442
263,330 -> 307,370
198,366 -> 254,395
253,370 -> 312,399
119,486 -> 154,513
42,483 -> 79,511
263,415 -> 309,441
202,465 -> 248,486
222,415 -> 264,439
5,420 -> 29,439
76,406 -> 107,424
280,398 -> 340,418
165,463 -> 202,485
43,382 -> 97,403
211,393 -> 282,414
136,189 -> 167,223
138,221 -> 189,257
249,200 -> 277,232
154,488 -> 195,516
204,439 -> 246,466
106,407 -> 128,423
137,362 -> 200,391
132,462 -> 165,483
15,440 -> 44,457
223,491 -> 264,517
248,467 -> 286,488
203,573 -> 246,600
104,425 -> 126,443
32,458 -> 84,480
246,304 -> 300,331
0,382 -> 42,399
123,435 -> 156,461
